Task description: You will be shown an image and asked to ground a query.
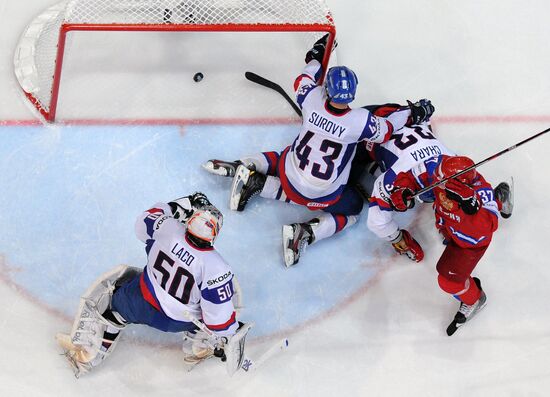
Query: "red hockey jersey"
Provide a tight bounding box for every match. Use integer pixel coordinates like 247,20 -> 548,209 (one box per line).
409,155 -> 500,249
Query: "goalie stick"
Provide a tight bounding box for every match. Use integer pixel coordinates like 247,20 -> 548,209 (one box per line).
183,312 -> 289,375
411,126 -> 550,198
245,72 -> 302,117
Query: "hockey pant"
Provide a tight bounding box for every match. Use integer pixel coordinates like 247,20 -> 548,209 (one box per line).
111,272 -> 198,333
436,242 -> 488,305
366,170 -> 435,242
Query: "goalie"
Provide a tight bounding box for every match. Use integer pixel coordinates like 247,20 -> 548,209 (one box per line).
57,192 -> 251,377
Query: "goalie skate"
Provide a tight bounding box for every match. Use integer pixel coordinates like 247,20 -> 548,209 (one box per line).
282,223 -> 313,268
202,159 -> 244,178
494,177 -> 514,219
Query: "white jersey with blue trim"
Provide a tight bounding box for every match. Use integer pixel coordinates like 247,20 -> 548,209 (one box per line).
286,60 -> 411,200
135,203 -> 238,336
367,123 -> 456,240
369,123 -> 455,176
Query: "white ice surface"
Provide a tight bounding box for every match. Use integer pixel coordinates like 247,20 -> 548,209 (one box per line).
1,1 -> 550,397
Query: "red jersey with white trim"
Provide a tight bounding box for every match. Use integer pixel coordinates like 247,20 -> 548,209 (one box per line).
285,60 -> 411,200
135,203 -> 238,336
410,155 -> 500,249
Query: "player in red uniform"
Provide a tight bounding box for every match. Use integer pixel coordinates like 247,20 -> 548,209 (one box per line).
388,155 -> 512,335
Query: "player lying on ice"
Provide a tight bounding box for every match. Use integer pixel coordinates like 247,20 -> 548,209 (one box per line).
387,155 -> 513,335
358,103 -> 513,265
203,34 -> 434,267
57,192 -> 251,377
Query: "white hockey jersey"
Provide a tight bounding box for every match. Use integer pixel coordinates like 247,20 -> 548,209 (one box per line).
369,123 -> 455,178
135,203 -> 238,337
367,122 -> 456,240
282,60 -> 411,202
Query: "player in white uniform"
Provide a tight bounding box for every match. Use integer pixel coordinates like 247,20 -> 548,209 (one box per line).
57,193 -> 250,377
358,104 -> 454,261
203,35 -> 434,267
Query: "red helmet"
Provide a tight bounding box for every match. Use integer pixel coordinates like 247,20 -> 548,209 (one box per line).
436,156 -> 477,184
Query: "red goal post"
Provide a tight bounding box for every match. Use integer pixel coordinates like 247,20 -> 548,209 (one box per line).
14,0 -> 336,123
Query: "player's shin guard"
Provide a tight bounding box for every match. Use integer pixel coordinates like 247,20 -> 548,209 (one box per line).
390,229 -> 424,262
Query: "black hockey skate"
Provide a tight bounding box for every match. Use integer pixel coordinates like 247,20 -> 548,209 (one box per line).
282,222 -> 315,268
229,165 -> 266,211
494,178 -> 514,219
202,159 -> 246,177
446,277 -> 487,336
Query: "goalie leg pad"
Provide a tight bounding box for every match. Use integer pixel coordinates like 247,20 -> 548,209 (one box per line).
58,265 -> 134,375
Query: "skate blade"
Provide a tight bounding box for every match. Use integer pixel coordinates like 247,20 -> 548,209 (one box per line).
202,161 -> 229,177
229,165 -> 251,211
501,176 -> 514,219
281,225 -> 296,268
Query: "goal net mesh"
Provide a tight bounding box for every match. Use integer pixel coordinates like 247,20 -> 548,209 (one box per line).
15,0 -> 335,122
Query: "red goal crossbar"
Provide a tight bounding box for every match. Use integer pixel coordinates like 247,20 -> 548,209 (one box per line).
14,1 -> 336,123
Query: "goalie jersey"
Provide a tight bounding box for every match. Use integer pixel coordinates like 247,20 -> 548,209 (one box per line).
281,60 -> 411,202
135,203 -> 238,337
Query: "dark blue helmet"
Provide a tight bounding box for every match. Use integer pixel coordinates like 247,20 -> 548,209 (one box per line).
325,66 -> 358,104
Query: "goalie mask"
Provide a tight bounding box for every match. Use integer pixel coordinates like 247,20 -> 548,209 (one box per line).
436,156 -> 477,185
186,208 -> 223,246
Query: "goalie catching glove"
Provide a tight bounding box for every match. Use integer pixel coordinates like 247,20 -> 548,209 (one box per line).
182,321 -> 253,376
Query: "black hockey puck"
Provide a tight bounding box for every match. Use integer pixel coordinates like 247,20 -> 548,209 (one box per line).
193,72 -> 204,82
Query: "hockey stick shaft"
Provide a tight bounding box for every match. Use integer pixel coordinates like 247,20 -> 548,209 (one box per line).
245,72 -> 302,117
412,126 -> 550,198
241,338 -> 289,373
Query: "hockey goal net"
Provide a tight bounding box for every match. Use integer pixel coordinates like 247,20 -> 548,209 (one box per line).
14,0 -> 336,123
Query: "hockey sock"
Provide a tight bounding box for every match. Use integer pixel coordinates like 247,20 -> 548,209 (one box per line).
456,277 -> 481,305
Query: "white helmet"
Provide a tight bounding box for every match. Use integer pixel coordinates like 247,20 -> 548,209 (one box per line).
186,208 -> 223,245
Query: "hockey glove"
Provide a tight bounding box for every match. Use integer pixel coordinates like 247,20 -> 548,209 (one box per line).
391,229 -> 424,262
189,191 -> 212,209
444,179 -> 481,215
388,171 -> 419,212
389,187 -> 415,212
305,33 -> 337,64
407,99 -> 435,125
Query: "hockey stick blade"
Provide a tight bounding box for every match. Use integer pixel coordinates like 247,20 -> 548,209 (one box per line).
240,338 -> 289,373
245,72 -> 302,117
